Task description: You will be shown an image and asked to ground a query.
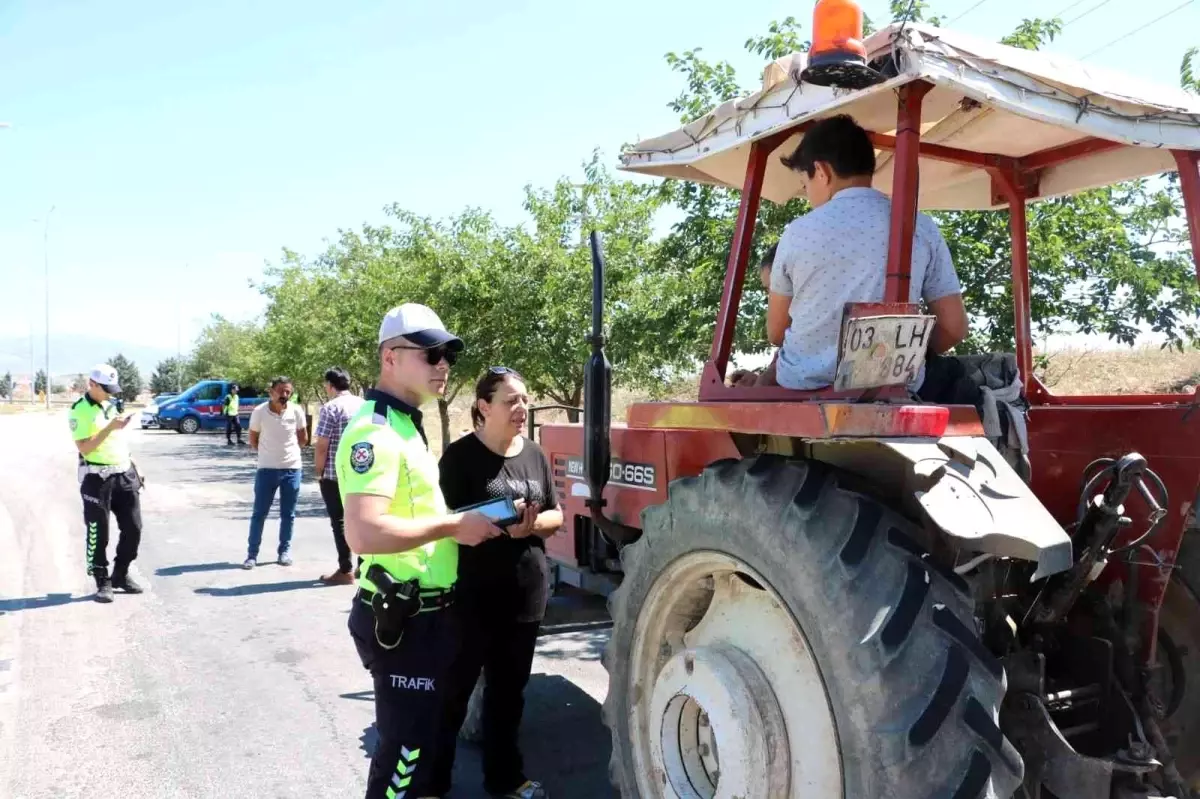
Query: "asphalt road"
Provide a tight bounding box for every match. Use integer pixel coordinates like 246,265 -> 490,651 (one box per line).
0,413 -> 617,799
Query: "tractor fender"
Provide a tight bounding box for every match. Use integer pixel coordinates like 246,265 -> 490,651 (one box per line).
808,435 -> 1072,581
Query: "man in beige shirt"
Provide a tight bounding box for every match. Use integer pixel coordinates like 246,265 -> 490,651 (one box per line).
244,376 -> 308,569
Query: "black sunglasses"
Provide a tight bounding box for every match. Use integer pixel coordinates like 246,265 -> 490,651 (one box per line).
392,345 -> 458,367
488,366 -> 522,379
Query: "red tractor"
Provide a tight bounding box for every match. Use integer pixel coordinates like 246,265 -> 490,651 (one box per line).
539,5 -> 1200,798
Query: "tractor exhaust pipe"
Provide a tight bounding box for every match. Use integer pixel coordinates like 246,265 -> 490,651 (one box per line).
583,231 -> 639,546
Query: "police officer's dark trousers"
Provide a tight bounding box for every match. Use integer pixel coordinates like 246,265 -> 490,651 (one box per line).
225,415 -> 242,444
81,468 -> 143,583
349,598 -> 460,799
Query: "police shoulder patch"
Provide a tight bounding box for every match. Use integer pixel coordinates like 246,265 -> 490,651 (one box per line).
69,418 -> 78,431
350,441 -> 375,473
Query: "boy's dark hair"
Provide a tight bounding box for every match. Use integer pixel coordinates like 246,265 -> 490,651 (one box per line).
270,376 -> 292,389
780,114 -> 876,179
759,242 -> 778,272
324,367 -> 351,392
470,367 -> 524,428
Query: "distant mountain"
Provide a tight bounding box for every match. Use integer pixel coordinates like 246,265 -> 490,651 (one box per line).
0,334 -> 177,381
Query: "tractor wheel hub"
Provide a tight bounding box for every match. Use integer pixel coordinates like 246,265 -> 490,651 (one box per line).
650,645 -> 788,797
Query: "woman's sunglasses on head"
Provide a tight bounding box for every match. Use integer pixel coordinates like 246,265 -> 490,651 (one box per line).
488,366 -> 522,379
391,344 -> 459,366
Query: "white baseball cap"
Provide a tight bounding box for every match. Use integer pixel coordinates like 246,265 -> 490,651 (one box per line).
378,303 -> 463,351
89,364 -> 121,393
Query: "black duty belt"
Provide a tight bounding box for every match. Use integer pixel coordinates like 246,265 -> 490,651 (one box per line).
361,564 -> 454,649
356,585 -> 455,614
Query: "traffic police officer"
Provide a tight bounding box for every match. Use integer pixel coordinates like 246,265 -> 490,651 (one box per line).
339,303 -> 502,799
223,383 -> 242,445
69,364 -> 146,603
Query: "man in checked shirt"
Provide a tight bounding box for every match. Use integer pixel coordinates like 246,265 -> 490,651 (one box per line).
313,366 -> 365,585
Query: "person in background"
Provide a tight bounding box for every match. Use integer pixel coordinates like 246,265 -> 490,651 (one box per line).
313,366 -> 364,585
69,364 -> 146,603
340,303 -> 502,799
431,366 -> 562,799
729,243 -> 781,388
244,376 -> 307,569
223,383 -> 243,445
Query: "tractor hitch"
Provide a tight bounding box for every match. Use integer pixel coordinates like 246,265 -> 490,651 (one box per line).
1027,453 -> 1166,628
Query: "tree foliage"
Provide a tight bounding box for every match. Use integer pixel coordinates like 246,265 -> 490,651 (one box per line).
34,369 -> 46,395
1183,47 -> 1200,95
189,316 -> 269,393
150,357 -> 189,395
251,153 -> 669,447
0,372 -> 12,400
106,354 -> 142,403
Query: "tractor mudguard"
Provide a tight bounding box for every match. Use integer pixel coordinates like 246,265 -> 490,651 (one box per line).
809,435 -> 1073,581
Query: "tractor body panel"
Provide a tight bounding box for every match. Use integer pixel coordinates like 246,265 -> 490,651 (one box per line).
1028,401 -> 1200,654
543,406 -> 1074,582
542,423 -> 739,576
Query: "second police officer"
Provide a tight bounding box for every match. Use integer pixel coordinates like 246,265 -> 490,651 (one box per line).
338,303 -> 503,799
68,364 -> 146,603
223,382 -> 243,445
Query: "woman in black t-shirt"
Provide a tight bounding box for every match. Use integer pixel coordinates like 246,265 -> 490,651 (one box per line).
430,367 -> 561,799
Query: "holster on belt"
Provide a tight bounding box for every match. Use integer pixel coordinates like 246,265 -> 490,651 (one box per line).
365,564 -> 421,649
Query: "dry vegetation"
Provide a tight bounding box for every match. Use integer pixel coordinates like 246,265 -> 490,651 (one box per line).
1035,346 -> 1200,396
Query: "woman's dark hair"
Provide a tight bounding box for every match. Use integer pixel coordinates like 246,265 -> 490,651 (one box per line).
270,375 -> 292,389
780,114 -> 876,178
324,367 -> 351,392
471,367 -> 525,428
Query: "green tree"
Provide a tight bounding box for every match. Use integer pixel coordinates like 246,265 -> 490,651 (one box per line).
150,356 -> 189,395
106,354 -> 142,403
259,155 -> 671,449
34,369 -> 46,395
1182,47 -> 1200,94
0,372 -> 12,401
505,153 -> 675,414
189,315 -> 268,391
652,10 -> 1198,366
393,207 -> 522,446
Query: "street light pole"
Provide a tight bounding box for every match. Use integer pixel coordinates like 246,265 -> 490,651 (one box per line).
43,205 -> 55,408
28,319 -> 35,405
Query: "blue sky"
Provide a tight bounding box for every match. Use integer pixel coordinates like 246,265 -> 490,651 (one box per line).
0,0 -> 1196,370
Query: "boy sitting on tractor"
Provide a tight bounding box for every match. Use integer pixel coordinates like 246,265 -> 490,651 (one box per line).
766,114 -> 970,390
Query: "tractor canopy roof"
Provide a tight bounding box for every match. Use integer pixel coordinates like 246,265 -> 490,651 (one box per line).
619,22 -> 1200,210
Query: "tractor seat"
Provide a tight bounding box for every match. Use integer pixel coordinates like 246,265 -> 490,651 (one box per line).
916,352 -> 1031,483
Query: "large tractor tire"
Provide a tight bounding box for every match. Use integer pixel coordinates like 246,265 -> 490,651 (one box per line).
602,455 -> 1024,798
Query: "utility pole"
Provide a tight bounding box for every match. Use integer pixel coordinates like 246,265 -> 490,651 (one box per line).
42,205 -> 55,408
28,319 -> 34,404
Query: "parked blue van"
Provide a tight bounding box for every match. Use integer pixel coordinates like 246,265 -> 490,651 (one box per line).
156,379 -> 264,434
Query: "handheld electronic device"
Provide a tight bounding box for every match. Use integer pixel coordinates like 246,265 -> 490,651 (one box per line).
454,495 -> 521,529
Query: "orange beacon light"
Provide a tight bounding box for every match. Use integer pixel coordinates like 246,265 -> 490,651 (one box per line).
801,0 -> 883,89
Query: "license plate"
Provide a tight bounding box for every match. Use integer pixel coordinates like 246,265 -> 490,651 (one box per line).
833,314 -> 935,391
